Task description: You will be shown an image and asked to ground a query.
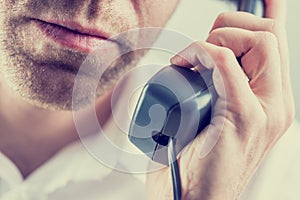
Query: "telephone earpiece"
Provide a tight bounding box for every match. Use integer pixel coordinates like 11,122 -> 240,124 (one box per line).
129,0 -> 265,165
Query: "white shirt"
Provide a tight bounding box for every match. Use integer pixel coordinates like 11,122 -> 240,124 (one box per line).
1,0 -> 300,199
1,115 -> 300,200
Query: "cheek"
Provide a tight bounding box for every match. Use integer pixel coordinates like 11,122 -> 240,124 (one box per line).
140,0 -> 179,27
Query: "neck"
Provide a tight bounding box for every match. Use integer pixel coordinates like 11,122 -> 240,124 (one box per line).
0,81 -> 112,178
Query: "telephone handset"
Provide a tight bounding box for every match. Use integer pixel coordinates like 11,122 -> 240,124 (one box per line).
129,0 -> 265,165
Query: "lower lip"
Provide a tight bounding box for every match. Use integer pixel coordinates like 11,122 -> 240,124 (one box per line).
35,20 -> 113,53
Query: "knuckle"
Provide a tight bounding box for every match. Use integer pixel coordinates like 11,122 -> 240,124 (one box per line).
256,31 -> 278,45
207,28 -> 223,43
215,47 -> 235,65
209,28 -> 223,38
263,18 -> 282,35
255,31 -> 279,52
193,41 -> 205,50
215,12 -> 228,27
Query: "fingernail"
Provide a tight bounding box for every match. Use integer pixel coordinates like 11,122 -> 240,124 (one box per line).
170,55 -> 181,65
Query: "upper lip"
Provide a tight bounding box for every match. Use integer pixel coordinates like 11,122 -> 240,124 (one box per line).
34,18 -> 111,40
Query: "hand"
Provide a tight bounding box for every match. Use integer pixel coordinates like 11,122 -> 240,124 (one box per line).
146,0 -> 295,199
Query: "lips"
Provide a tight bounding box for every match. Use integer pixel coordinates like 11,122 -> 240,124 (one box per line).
34,19 -> 115,53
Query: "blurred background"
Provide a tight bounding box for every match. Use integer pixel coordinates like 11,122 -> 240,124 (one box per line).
287,1 -> 300,120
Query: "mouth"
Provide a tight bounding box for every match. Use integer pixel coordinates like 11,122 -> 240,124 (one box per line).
33,19 -> 116,53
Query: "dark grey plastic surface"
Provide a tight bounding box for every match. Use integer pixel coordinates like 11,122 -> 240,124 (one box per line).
128,65 -> 215,165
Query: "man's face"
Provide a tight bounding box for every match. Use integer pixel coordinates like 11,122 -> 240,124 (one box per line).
0,0 -> 178,109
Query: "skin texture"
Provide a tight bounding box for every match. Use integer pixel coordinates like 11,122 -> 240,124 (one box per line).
0,0 -> 178,177
147,0 -> 295,199
0,0 -> 178,109
0,0 -> 295,199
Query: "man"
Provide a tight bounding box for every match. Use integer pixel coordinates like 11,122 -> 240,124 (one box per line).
0,0 -> 298,199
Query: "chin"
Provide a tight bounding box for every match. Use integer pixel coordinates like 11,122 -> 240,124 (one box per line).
3,64 -> 79,111
3,52 -> 140,111
0,19 -> 145,110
